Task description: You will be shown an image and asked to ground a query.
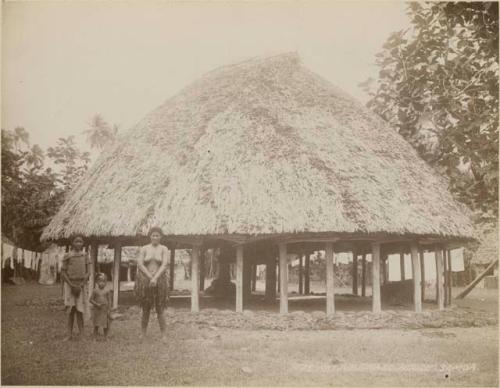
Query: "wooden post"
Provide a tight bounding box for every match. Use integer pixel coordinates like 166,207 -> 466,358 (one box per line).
400,253 -> 405,281
277,260 -> 280,293
420,250 -> 425,302
126,263 -> 131,282
243,258 -> 252,298
169,246 -> 176,291
199,249 -> 206,292
435,252 -> 439,303
352,252 -> 358,295
443,249 -> 448,306
278,243 -> 288,314
265,259 -> 277,301
361,254 -> 366,297
251,264 -> 257,292
90,242 -> 98,292
381,254 -> 388,284
298,255 -> 303,294
304,254 -> 311,295
191,245 -> 200,312
411,243 -> 422,312
325,242 -> 335,316
435,249 -> 444,310
112,241 -> 122,309
236,245 -> 243,312
372,243 -> 381,313
446,250 -> 452,306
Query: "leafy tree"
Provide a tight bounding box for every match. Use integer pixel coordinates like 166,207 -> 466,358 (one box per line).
2,129 -> 91,250
47,136 -> 91,191
1,129 -> 63,249
84,114 -> 118,150
363,2 -> 498,221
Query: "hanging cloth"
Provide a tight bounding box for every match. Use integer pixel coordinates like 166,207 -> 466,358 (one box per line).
16,248 -> 23,264
450,249 -> 465,272
2,243 -> 15,269
23,250 -> 31,269
39,252 -> 57,285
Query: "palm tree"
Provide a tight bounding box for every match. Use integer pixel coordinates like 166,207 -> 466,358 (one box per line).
13,127 -> 29,152
84,114 -> 118,150
25,145 -> 44,170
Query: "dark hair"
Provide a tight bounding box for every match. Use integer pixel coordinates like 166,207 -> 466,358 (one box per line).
72,234 -> 85,243
96,272 -> 107,282
148,227 -> 164,237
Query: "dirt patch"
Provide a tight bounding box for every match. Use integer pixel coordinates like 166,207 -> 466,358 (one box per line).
2,283 -> 498,386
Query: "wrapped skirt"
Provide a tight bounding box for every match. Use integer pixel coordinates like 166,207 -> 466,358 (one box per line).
134,270 -> 168,310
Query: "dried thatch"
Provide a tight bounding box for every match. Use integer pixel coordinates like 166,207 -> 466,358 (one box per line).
42,53 -> 474,242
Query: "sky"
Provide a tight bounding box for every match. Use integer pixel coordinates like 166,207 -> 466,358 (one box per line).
2,1 -> 410,155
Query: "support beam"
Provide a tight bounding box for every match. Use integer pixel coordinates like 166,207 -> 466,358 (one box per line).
447,250 -> 452,306
265,258 -> 277,301
112,242 -> 122,309
400,253 -> 405,281
236,245 -> 243,312
352,252 -> 358,295
420,250 -> 425,302
199,250 -> 206,292
325,242 -> 335,316
298,255 -> 303,295
435,252 -> 439,303
372,243 -> 381,313
435,249 -> 444,310
191,246 -> 200,312
277,260 -> 280,294
243,258 -> 252,298
304,254 -> 311,295
361,254 -> 366,297
443,249 -> 448,307
169,246 -> 176,291
381,254 -> 388,284
456,259 -> 498,299
278,243 -> 288,314
251,264 -> 257,292
90,242 -> 98,292
411,243 -> 422,313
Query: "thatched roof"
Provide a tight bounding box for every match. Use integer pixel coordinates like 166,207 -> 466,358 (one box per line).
42,53 -> 475,242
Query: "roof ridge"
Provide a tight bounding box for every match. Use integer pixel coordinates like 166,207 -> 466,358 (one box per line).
202,51 -> 301,78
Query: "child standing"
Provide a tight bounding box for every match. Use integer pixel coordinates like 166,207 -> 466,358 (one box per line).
90,273 -> 111,340
61,235 -> 90,340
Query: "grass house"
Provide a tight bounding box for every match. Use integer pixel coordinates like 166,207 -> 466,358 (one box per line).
42,53 -> 475,315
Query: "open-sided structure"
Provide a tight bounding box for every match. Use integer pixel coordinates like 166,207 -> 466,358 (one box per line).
42,53 -> 475,314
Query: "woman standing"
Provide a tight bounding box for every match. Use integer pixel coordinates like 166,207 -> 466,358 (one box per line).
61,235 -> 90,340
135,227 -> 169,338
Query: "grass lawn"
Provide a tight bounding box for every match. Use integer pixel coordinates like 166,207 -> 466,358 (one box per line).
1,282 -> 497,386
